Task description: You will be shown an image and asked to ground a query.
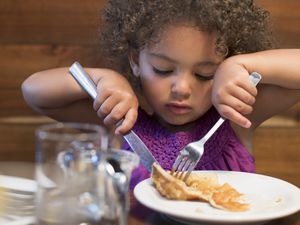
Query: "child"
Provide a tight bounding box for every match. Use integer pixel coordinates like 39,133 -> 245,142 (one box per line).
22,0 -> 300,188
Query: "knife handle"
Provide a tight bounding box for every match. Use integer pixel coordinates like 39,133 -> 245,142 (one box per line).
69,62 -> 125,130
69,62 -> 98,100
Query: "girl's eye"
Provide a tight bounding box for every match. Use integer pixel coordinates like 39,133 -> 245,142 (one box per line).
195,73 -> 214,81
152,67 -> 173,75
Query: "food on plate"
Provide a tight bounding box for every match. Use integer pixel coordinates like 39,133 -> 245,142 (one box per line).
151,163 -> 249,212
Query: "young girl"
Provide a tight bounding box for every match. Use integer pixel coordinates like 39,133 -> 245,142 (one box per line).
22,0 -> 300,188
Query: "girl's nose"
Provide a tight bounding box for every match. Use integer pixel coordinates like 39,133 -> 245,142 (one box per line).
171,73 -> 192,100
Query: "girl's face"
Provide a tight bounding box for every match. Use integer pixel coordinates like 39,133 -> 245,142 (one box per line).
130,25 -> 224,126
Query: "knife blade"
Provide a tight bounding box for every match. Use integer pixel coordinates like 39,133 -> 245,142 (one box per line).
69,61 -> 158,172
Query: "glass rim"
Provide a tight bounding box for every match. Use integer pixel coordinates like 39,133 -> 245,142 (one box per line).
36,122 -> 107,142
108,148 -> 140,163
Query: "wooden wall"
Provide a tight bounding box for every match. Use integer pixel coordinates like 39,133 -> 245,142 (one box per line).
0,0 -> 299,185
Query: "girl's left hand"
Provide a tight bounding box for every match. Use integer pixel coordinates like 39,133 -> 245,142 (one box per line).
212,59 -> 258,128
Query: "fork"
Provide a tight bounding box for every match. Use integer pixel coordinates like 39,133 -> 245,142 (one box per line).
171,72 -> 262,181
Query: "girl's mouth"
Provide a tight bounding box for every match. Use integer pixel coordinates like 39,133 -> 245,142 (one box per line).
166,103 -> 192,115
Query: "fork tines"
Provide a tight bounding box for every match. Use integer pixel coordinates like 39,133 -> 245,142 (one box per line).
171,151 -> 196,181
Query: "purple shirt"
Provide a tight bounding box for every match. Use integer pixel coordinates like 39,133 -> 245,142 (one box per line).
122,107 -> 255,189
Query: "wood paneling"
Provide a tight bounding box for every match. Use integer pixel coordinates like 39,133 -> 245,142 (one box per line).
0,45 -> 100,88
256,0 -> 300,48
0,0 -> 299,47
0,0 -> 105,45
254,127 -> 300,187
0,44 -> 103,117
0,117 -> 54,161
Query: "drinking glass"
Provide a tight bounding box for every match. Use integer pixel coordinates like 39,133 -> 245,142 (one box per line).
35,122 -> 138,225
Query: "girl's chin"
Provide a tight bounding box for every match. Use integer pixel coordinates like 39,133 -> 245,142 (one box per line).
155,114 -> 198,131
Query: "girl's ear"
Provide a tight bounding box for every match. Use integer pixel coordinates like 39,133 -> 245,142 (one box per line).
128,50 -> 140,77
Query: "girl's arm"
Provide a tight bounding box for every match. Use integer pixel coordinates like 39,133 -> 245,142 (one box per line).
21,67 -> 138,134
212,49 -> 300,129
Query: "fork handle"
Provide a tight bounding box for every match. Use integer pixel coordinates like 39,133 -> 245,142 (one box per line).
202,72 -> 261,143
201,117 -> 225,143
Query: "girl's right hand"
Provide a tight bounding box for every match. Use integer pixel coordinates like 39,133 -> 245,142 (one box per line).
91,69 -> 139,135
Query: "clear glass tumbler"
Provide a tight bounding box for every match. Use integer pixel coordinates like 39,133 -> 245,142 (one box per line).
35,122 -> 108,225
35,122 -> 139,225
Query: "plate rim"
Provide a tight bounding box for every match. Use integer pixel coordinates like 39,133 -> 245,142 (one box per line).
133,170 -> 300,224
0,216 -> 36,225
0,175 -> 37,192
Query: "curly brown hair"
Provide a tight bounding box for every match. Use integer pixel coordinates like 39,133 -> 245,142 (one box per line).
99,0 -> 274,84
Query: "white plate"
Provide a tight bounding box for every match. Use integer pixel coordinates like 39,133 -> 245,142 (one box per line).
134,171 -> 300,225
0,175 -> 37,225
0,217 -> 35,225
0,175 -> 37,193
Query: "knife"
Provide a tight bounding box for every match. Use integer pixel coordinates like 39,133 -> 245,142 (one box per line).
69,61 -> 158,172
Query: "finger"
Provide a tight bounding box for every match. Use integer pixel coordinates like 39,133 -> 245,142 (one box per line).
102,100 -> 137,127
115,108 -> 138,135
96,95 -> 121,119
219,95 -> 254,115
218,104 -> 252,128
93,90 -> 111,111
228,85 -> 256,106
236,78 -> 258,97
102,104 -> 127,126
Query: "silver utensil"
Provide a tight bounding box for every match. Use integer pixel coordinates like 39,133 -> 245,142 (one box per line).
171,72 -> 262,181
69,61 -> 158,172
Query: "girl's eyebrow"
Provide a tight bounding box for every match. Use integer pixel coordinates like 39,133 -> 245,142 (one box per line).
149,52 -> 220,66
196,61 -> 220,67
149,52 -> 177,63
